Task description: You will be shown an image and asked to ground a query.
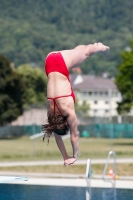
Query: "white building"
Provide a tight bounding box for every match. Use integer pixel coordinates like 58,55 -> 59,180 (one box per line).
71,74 -> 121,118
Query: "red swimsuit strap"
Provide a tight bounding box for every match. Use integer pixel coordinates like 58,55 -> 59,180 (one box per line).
47,94 -> 72,115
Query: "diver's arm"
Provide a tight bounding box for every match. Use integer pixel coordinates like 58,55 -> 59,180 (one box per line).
54,133 -> 76,165
54,133 -> 68,160
67,112 -> 79,160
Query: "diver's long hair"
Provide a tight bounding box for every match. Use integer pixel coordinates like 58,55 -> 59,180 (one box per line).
41,114 -> 69,143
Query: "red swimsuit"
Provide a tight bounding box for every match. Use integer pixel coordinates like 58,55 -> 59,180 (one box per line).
45,52 -> 75,114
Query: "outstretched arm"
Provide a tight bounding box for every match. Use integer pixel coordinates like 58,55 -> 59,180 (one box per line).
54,109 -> 79,166
54,133 -> 68,160
67,111 -> 79,161
54,133 -> 77,166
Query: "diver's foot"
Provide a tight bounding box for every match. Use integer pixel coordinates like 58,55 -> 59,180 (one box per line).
90,42 -> 109,55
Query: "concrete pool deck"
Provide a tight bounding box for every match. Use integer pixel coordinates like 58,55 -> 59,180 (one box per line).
0,158 -> 133,189
1,176 -> 133,189
0,172 -> 133,189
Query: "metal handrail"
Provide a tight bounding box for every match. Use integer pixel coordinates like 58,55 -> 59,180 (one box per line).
86,159 -> 91,180
102,150 -> 116,187
85,159 -> 91,200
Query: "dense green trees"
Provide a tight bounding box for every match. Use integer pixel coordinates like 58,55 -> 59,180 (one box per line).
16,64 -> 47,108
0,56 -> 47,125
0,0 -> 133,75
0,55 -> 26,126
115,40 -> 133,114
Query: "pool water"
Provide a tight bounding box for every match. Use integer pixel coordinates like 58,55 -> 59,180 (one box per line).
0,184 -> 133,200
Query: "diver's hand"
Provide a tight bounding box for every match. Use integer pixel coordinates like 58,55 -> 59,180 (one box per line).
64,156 -> 77,166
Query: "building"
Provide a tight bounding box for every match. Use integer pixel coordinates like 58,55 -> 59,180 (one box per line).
71,74 -> 121,119
11,74 -> 122,126
11,107 -> 47,126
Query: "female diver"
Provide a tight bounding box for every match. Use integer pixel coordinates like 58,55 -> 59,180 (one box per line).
41,42 -> 109,166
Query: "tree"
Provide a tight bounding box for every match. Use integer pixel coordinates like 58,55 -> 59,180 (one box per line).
16,64 -> 47,108
0,0 -> 133,75
115,40 -> 133,114
75,100 -> 90,116
0,55 -> 26,126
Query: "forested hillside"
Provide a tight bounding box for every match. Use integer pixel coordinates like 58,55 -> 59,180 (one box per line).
0,0 -> 133,76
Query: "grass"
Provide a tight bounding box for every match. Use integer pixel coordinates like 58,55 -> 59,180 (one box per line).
0,136 -> 133,176
1,164 -> 133,176
0,136 -> 133,161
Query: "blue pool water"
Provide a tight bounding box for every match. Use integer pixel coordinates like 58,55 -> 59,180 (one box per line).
0,184 -> 133,200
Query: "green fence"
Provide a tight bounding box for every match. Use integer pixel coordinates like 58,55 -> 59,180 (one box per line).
0,125 -> 41,138
0,124 -> 133,139
79,124 -> 133,138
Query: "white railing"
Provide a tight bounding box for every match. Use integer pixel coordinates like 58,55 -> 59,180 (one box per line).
85,159 -> 91,200
102,150 -> 116,187
86,151 -> 117,200
102,151 -> 117,200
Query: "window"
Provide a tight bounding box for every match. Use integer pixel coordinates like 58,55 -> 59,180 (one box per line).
83,91 -> 87,96
105,91 -> 108,96
105,101 -> 109,104
94,100 -> 98,104
94,91 -> 97,96
105,109 -> 109,113
89,92 -> 92,96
